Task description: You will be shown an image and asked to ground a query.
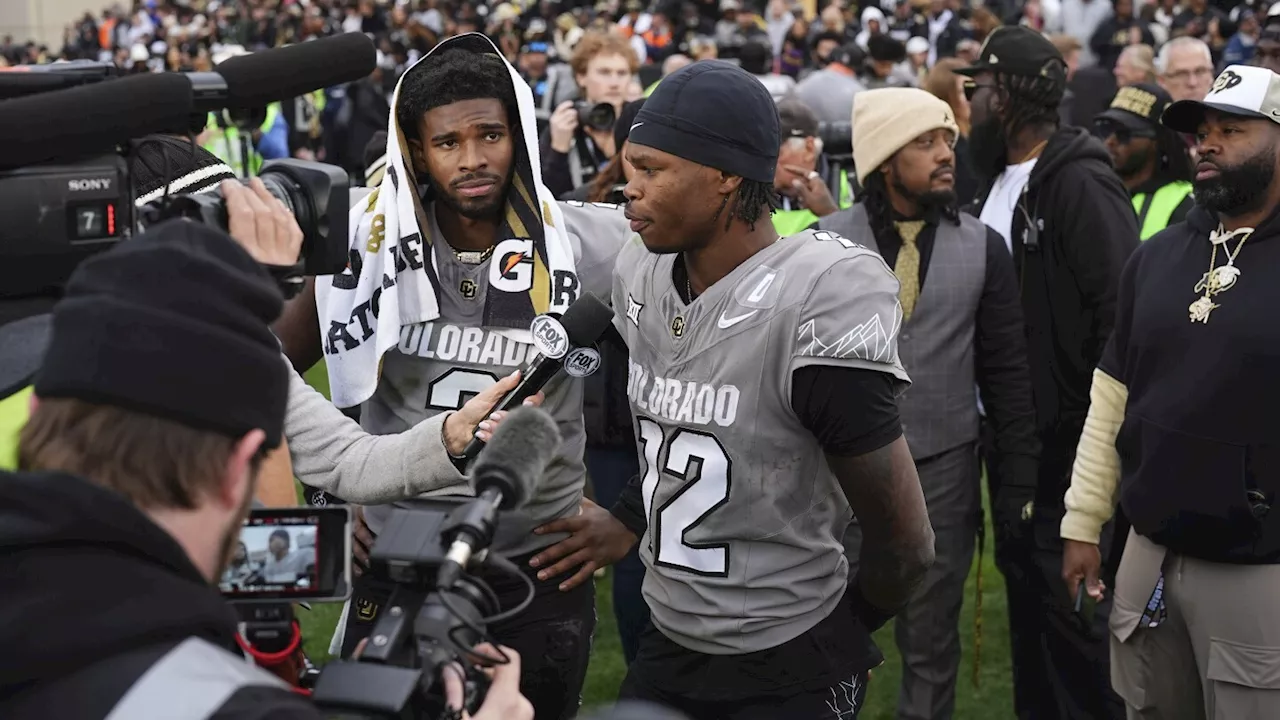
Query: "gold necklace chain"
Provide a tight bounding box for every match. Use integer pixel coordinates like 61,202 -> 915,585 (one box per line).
1189,225 -> 1252,324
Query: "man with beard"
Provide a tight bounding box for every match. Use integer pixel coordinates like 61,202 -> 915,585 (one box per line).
960,25 -> 1139,720
0,221 -> 323,719
1062,63 -> 1280,720
1095,84 -> 1196,240
277,35 -> 632,720
818,86 -> 1040,720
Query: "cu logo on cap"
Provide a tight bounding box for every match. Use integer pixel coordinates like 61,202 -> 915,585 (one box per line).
530,315 -> 570,359
1210,70 -> 1243,95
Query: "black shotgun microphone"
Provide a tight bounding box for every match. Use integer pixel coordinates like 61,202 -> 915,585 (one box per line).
459,292 -> 615,460
0,34 -> 377,171
209,33 -> 377,110
0,72 -> 194,170
437,407 -> 561,588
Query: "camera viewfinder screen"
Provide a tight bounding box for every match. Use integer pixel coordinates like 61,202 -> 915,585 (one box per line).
220,514 -> 320,596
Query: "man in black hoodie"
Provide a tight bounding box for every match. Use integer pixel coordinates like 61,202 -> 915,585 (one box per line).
0,220 -> 321,719
959,25 -> 1139,720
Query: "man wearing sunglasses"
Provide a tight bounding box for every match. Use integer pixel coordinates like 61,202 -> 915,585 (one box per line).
960,25 -> 1139,720
1095,84 -> 1196,241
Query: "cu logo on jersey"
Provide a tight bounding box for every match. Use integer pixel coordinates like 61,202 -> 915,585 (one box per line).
459,279 -> 478,300
563,346 -> 602,377
530,315 -> 570,359
1210,69 -> 1243,95
490,238 -> 534,292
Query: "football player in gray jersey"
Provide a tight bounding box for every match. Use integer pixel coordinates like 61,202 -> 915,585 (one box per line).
530,62 -> 936,718
273,38 -> 631,719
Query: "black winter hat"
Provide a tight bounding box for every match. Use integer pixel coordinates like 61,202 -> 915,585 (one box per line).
34,220 -> 288,449
628,60 -> 779,183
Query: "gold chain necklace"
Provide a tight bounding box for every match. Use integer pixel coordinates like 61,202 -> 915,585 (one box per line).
1189,224 -> 1252,324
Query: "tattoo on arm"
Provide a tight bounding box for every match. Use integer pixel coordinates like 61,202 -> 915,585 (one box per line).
827,436 -> 936,611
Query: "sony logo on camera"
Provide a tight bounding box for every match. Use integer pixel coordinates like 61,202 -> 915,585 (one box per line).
66,177 -> 113,192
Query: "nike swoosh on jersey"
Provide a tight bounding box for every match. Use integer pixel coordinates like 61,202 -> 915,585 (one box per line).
717,309 -> 758,329
630,121 -> 644,132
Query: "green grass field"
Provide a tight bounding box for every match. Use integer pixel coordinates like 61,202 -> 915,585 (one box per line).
295,363 -> 1016,718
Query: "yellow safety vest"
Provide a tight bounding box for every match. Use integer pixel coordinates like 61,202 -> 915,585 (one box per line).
1131,181 -> 1193,241
772,169 -> 854,236
0,386 -> 33,471
202,103 -> 281,177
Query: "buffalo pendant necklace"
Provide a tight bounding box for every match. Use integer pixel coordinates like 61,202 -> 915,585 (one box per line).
1189,225 -> 1252,324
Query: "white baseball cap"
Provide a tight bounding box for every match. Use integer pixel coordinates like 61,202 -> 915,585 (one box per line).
1162,64 -> 1280,133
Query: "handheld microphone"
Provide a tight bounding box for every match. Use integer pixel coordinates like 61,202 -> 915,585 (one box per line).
0,72 -> 194,170
437,406 -> 561,588
458,292 -> 615,460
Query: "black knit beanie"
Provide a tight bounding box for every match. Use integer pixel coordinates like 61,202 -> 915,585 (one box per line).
629,61 -> 779,183
34,220 -> 288,448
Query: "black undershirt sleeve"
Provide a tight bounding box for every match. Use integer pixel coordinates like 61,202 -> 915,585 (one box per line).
791,366 -> 903,457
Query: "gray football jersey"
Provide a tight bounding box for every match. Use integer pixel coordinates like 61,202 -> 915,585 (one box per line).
361,201 -> 632,557
612,229 -> 909,655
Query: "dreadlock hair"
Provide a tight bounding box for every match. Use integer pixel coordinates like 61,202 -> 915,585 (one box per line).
396,49 -> 519,141
994,69 -> 1064,139
1156,125 -> 1194,183
726,179 -> 781,231
857,171 -> 897,246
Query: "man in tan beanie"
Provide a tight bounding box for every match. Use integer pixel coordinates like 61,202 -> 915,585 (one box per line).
819,87 -> 1039,720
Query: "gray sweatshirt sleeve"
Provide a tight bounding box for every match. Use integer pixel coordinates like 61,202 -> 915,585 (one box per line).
284,366 -> 467,503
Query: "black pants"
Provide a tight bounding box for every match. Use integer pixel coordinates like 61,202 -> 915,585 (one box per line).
341,551 -> 596,720
982,424 -> 1125,720
619,587 -> 875,720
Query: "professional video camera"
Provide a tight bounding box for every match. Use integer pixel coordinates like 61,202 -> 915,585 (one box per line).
0,35 -> 377,299
311,406 -> 562,720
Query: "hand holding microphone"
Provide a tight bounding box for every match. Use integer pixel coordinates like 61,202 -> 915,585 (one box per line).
457,292 -> 615,461
437,406 -> 562,589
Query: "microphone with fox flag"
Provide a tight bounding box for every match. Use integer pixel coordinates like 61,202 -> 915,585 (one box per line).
458,292 -> 615,460
436,406 -> 561,589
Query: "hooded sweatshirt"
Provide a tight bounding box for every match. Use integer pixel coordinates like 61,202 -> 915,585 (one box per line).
977,126 -> 1140,517
0,470 -> 317,719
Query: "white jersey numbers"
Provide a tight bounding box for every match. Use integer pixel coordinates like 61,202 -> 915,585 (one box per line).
636,417 -> 733,577
426,367 -> 500,411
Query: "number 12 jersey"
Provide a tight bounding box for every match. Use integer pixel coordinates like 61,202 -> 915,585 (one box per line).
612,230 -> 909,655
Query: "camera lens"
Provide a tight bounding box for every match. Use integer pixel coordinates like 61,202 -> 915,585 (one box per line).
576,101 -> 617,132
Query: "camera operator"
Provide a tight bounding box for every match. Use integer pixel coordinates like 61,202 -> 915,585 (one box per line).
540,31 -> 639,197
0,216 -> 533,720
0,220 -> 324,720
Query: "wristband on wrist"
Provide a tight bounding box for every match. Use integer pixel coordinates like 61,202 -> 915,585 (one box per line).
609,502 -> 647,539
848,575 -> 897,633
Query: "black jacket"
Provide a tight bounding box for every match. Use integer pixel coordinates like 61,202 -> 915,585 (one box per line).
0,470 -> 319,720
1104,205 -> 1280,564
978,126 -> 1139,518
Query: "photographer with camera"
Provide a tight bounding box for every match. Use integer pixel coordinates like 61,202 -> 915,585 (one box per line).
540,31 -> 638,197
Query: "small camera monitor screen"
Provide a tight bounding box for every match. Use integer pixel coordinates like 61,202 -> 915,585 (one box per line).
221,515 -> 320,597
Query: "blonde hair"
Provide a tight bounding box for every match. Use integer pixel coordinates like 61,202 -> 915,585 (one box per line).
570,31 -> 639,78
1120,44 -> 1157,84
